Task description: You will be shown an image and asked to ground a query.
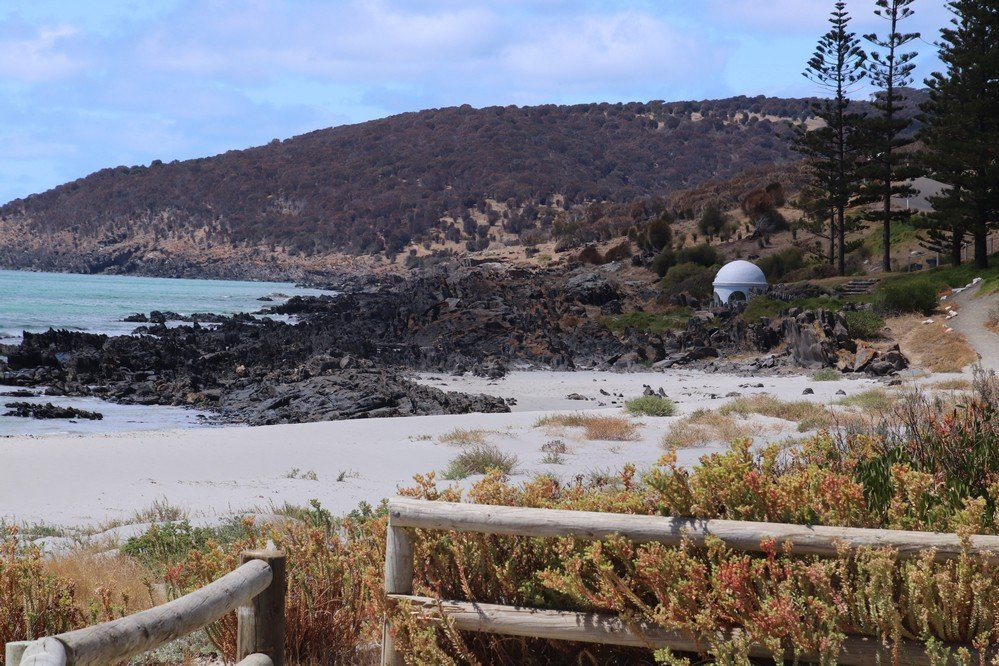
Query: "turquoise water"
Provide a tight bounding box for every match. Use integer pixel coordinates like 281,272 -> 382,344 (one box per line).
0,269 -> 327,343
0,269 -> 327,435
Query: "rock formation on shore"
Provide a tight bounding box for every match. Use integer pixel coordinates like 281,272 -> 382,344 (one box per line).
0,261 -> 905,425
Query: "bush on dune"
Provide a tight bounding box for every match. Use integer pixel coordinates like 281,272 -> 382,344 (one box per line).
624,394 -> 677,416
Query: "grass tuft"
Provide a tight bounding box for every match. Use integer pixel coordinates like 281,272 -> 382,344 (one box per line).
662,408 -> 756,448
810,368 -> 840,381
835,389 -> 898,411
439,428 -> 489,446
718,394 -> 843,432
624,395 -> 677,417
932,378 -> 973,391
442,445 -> 518,480
535,413 -> 639,441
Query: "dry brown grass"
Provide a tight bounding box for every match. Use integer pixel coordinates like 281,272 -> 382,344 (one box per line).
987,305 -> 999,335
718,394 -> 852,432
438,428 -> 489,446
45,548 -> 159,615
931,378 -> 973,391
890,314 -> 978,373
662,409 -> 755,448
535,413 -> 639,441
835,389 -> 900,412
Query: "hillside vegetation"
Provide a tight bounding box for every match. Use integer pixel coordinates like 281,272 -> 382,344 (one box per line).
0,96 -> 829,277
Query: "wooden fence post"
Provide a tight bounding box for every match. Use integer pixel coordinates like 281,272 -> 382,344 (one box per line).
382,524 -> 414,666
237,550 -> 286,666
5,641 -> 31,666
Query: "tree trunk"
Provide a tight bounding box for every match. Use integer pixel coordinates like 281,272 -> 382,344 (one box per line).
951,231 -> 963,266
882,192 -> 892,272
974,228 -> 989,269
829,213 -> 836,265
837,205 -> 846,276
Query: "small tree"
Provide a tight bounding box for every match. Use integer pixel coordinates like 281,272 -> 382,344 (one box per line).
795,1 -> 869,276
697,204 -> 728,241
862,0 -> 920,272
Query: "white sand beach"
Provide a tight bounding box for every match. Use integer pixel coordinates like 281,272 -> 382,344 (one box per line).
0,369 -> 894,533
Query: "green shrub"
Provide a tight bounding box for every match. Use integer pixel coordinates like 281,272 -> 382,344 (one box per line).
843,310 -> 885,339
660,262 -> 717,299
756,247 -> 806,281
675,243 -> 721,267
599,308 -> 691,334
624,395 -> 677,416
442,444 -> 518,479
810,368 -> 840,381
873,278 -> 938,315
782,262 -> 838,282
650,247 -> 676,276
697,204 -> 728,239
121,519 -> 246,572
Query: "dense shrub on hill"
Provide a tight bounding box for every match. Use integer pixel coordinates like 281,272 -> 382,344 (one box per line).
2,97 -> 823,257
756,247 -> 807,281
661,261 -> 718,300
675,243 -> 721,267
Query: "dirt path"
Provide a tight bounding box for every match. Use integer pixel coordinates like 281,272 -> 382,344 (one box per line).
946,282 -> 999,372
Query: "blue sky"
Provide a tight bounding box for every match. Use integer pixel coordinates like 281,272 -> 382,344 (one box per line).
0,0 -> 950,204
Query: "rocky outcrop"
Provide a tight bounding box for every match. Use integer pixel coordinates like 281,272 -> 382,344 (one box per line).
3,402 -> 103,420
215,371 -> 509,426
0,262 -> 910,426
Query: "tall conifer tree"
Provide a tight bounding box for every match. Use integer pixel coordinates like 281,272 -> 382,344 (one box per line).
920,1 -> 999,268
795,2 -> 868,276
863,0 -> 919,272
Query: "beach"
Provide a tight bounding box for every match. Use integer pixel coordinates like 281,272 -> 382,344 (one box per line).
0,369 -> 888,532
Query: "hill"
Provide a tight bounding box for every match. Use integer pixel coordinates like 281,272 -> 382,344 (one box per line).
0,92 -> 925,279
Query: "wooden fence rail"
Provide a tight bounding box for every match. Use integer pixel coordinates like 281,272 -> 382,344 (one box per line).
5,549 -> 285,666
381,497 -> 999,666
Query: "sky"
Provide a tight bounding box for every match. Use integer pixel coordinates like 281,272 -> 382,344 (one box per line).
0,0 -> 953,204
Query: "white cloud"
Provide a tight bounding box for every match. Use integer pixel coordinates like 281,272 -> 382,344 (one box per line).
502,12 -> 726,90
0,23 -> 85,83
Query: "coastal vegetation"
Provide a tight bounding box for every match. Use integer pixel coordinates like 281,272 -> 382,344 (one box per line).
624,394 -> 677,417
535,413 -> 639,441
4,370 -> 997,663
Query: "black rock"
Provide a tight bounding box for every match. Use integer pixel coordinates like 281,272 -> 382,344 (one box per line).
4,402 -> 103,420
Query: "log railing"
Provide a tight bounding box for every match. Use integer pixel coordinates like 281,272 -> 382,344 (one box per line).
5,549 -> 286,666
381,498 -> 999,666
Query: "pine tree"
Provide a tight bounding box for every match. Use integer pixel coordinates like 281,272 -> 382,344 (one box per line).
863,0 -> 920,272
920,1 -> 999,269
795,1 -> 868,276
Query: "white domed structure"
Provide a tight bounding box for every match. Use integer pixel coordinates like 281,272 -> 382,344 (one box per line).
712,260 -> 768,307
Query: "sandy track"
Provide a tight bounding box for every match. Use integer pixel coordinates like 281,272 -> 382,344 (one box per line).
947,282 -> 999,372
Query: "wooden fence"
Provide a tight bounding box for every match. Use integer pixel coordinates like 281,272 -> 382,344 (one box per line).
381,497 -> 999,666
5,550 -> 285,666
9,501 -> 999,665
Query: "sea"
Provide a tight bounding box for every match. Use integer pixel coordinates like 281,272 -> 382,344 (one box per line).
0,269 -> 328,436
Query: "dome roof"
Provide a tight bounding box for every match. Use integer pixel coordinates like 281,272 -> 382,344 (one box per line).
713,260 -> 767,285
